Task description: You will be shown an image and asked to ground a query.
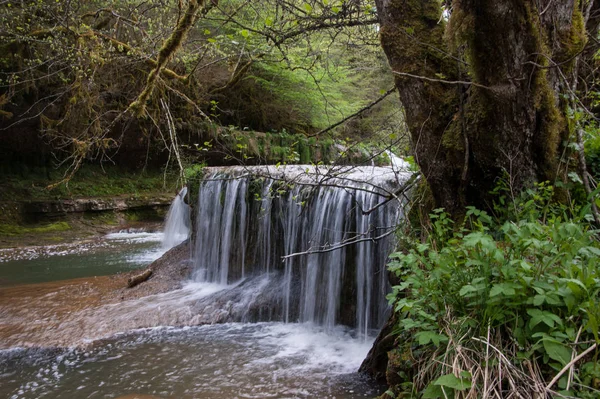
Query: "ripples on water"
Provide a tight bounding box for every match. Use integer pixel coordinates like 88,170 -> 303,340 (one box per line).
0,323 -> 382,399
0,230 -> 167,285
0,229 -> 384,398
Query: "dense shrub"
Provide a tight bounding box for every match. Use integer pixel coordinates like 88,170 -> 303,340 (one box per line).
386,185 -> 600,398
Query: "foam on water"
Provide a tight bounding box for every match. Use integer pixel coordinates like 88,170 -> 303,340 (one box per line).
250,323 -> 374,375
105,230 -> 164,243
0,323 -> 381,398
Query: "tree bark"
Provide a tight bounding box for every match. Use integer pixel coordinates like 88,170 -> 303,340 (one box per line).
375,0 -> 588,217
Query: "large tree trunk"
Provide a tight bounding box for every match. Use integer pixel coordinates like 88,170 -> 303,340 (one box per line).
375,0 -> 590,217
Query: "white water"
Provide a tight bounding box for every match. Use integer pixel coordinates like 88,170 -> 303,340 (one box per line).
193,165 -> 410,335
0,322 -> 380,398
385,150 -> 411,172
162,187 -> 190,250
0,170 -> 402,397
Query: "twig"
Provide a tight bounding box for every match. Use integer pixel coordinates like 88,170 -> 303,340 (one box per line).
309,87 -> 397,137
483,324 -> 491,398
392,70 -> 491,90
546,343 -> 597,390
568,326 -> 583,390
281,225 -> 398,260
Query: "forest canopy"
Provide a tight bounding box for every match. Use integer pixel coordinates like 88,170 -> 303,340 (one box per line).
0,0 -> 404,182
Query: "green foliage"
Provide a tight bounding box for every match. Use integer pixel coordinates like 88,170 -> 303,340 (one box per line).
585,125 -> 600,180
387,184 -> 600,397
0,165 -> 173,201
0,222 -> 71,236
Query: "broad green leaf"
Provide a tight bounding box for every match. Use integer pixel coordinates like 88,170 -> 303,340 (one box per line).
459,285 -> 478,296
489,283 -> 516,297
533,294 -> 546,306
433,373 -> 472,390
422,383 -> 444,398
415,331 -> 448,347
543,340 -> 572,366
527,309 -> 563,329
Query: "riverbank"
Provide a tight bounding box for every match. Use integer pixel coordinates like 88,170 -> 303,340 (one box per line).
0,165 -> 178,249
0,198 -> 171,249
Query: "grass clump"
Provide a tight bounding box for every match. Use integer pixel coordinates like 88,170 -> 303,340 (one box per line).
385,183 -> 600,398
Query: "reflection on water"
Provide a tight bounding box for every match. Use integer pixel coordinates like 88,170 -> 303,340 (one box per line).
0,323 -> 382,399
0,230 -> 167,286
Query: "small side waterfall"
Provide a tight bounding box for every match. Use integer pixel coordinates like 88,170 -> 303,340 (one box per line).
385,150 -> 411,172
162,187 -> 191,249
192,165 -> 409,335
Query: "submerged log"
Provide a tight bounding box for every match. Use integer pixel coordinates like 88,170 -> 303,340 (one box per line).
127,269 -> 153,288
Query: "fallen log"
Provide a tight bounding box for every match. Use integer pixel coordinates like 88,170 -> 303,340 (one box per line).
127,269 -> 153,288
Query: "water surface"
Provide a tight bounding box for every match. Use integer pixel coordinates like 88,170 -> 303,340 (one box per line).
0,230 -> 166,286
0,323 -> 382,399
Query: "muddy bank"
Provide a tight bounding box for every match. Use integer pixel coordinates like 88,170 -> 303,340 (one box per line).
0,242 -> 192,349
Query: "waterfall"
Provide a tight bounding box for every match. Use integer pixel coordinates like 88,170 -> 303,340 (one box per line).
385,150 -> 411,172
192,165 -> 409,335
162,187 -> 191,250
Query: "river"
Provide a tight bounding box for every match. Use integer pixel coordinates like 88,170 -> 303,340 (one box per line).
0,228 -> 383,399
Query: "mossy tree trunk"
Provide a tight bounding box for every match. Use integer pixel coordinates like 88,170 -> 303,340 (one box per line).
375,0 -> 596,217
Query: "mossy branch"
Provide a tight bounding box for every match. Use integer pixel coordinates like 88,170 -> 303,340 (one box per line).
5,27 -> 187,81
86,31 -> 187,81
129,0 -> 209,117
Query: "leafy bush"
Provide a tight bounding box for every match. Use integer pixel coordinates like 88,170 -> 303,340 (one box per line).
386,187 -> 600,398
585,133 -> 600,180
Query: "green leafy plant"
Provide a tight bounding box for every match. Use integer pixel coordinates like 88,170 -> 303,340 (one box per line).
386,185 -> 600,398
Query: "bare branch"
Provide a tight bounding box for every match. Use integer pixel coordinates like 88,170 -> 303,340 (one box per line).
310,86 -> 397,137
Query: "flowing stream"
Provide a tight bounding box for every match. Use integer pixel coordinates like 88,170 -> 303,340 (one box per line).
0,164 -> 409,399
0,323 -> 382,398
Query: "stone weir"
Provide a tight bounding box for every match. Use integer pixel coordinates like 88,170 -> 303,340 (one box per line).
192,165 -> 411,336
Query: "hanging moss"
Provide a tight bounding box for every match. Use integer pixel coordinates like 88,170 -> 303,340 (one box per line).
558,1 -> 587,70
129,0 -> 204,116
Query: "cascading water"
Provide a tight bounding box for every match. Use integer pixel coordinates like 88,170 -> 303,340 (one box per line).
385,149 -> 411,172
193,165 -> 409,335
162,187 -> 191,249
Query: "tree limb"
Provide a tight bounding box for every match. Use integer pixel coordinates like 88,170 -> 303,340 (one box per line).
309,86 -> 397,137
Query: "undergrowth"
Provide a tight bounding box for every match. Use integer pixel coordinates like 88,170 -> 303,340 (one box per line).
0,165 -> 176,201
386,182 -> 600,398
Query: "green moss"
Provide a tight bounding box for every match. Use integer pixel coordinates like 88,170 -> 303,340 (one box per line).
441,121 -> 464,151
83,211 -> 119,225
0,164 -> 173,202
0,221 -> 71,236
297,140 -> 312,164
558,1 -> 587,69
